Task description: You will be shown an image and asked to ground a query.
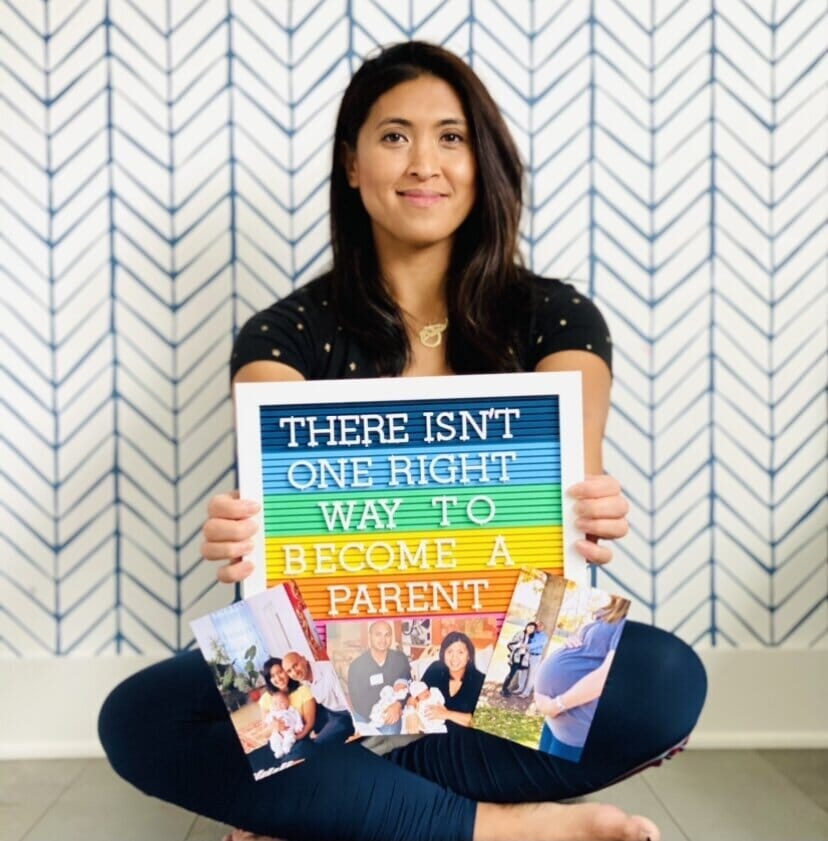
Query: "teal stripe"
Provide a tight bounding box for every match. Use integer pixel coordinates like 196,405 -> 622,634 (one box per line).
263,484 -> 562,536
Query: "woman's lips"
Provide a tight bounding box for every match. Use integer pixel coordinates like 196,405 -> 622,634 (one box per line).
398,190 -> 446,207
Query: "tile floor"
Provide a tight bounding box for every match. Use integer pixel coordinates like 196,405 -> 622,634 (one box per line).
1,750 -> 826,841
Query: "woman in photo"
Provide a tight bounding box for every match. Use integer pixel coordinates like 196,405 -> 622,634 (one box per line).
258,658 -> 316,760
500,621 -> 537,697
99,41 -> 706,841
420,631 -> 486,728
533,596 -> 630,762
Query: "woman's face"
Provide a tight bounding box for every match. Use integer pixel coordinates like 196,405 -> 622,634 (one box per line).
269,663 -> 289,691
345,75 -> 476,255
443,640 -> 470,674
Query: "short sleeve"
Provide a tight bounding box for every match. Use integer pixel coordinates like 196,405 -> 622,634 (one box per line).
526,277 -> 612,373
289,685 -> 314,709
230,290 -> 316,381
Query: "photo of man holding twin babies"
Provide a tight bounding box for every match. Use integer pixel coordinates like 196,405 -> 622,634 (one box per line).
327,617 -> 497,737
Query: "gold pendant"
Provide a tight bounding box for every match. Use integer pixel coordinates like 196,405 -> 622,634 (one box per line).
419,321 -> 448,348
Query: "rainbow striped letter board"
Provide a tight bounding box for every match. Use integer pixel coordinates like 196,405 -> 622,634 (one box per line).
236,372 -> 586,631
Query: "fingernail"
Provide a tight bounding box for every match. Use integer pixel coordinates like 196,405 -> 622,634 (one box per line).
242,500 -> 260,511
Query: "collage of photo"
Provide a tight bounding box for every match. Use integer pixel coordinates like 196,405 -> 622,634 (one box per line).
192,573 -> 629,780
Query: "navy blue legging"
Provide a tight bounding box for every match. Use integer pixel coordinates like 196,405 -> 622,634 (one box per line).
98,621 -> 706,841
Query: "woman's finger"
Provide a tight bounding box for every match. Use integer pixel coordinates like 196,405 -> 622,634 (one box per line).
207,491 -> 260,519
202,517 -> 258,544
574,539 -> 614,565
216,558 -> 256,584
201,538 -> 255,561
567,474 -> 622,499
575,517 -> 629,540
574,496 -> 629,521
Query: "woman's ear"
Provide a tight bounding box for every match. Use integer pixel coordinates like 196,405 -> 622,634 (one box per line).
342,142 -> 359,188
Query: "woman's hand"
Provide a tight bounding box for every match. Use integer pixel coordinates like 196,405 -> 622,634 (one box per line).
423,704 -> 448,721
200,491 -> 260,583
533,692 -> 563,718
567,474 -> 629,565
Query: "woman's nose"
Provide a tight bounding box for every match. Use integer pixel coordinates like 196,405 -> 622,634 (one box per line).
406,143 -> 439,179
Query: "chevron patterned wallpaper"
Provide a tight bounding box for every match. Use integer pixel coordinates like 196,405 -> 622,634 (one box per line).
2,0 -> 826,659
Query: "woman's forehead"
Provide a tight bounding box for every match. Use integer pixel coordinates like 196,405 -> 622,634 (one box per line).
365,76 -> 466,127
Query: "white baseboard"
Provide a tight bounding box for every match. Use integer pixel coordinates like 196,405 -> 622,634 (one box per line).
1,650 -> 826,758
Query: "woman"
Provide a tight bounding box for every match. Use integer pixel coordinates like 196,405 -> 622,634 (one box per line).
258,657 -> 316,756
99,41 -> 706,841
420,631 -> 486,728
500,622 -> 536,697
534,597 -> 628,762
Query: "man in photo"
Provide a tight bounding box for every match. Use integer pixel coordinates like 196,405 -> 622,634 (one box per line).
347,620 -> 412,734
281,651 -> 354,744
518,620 -> 549,698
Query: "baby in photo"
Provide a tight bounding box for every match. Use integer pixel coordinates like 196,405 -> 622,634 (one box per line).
403,680 -> 447,734
369,678 -> 410,727
265,690 -> 304,759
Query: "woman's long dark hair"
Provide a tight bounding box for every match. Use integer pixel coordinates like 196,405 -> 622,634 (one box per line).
330,41 -> 529,374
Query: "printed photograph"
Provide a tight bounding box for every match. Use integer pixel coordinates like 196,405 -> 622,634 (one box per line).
191,581 -> 353,780
326,615 -> 500,736
474,570 -> 630,762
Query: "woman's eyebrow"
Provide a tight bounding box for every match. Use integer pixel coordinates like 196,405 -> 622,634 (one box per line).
375,117 -> 467,128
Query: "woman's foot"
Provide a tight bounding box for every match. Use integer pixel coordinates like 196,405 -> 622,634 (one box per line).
474,801 -> 659,841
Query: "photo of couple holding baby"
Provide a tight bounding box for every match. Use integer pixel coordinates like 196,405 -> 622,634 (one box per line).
340,619 -> 489,736
258,651 -> 354,767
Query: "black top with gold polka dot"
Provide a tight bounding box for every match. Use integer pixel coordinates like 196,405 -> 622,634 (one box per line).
230,271 -> 612,381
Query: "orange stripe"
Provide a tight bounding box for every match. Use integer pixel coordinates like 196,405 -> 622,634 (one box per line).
265,567 -> 564,621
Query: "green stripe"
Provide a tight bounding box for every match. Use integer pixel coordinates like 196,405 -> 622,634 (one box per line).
263,484 -> 562,536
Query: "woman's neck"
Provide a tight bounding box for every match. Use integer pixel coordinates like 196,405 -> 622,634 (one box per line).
374,234 -> 451,321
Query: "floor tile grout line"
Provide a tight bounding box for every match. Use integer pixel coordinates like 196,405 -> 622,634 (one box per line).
19,759 -> 92,841
641,769 -> 693,841
183,813 -> 204,841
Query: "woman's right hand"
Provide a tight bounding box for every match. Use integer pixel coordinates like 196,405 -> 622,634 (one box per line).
200,490 -> 260,583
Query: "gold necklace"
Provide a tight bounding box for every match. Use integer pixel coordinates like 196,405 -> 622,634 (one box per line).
418,319 -> 448,348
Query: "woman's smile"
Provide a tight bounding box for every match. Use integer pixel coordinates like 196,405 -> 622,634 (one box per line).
397,189 -> 448,208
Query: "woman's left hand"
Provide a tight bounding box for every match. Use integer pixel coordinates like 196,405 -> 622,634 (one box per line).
567,474 -> 629,565
534,692 -> 563,718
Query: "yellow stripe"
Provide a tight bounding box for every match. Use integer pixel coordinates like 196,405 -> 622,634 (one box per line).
264,525 -> 562,580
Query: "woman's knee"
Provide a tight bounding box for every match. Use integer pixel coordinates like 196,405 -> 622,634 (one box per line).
653,628 -> 707,733
618,622 -> 708,742
98,655 -> 204,792
98,670 -> 155,788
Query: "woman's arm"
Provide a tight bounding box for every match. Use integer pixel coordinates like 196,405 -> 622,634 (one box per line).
295,697 -> 317,740
535,351 -> 628,565
534,650 -> 616,716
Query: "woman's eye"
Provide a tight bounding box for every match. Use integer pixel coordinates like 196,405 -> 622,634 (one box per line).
442,132 -> 464,143
382,132 -> 406,143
